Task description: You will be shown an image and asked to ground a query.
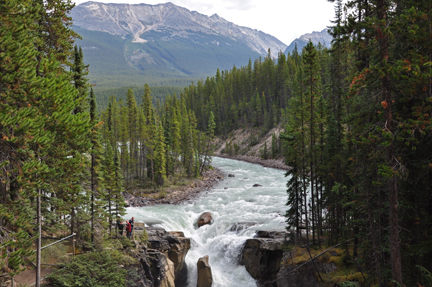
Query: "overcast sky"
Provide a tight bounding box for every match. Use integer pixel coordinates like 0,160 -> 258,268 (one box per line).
72,0 -> 336,45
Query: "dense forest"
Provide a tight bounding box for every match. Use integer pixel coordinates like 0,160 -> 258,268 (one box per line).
98,85 -> 216,189
171,0 -> 432,286
0,0 -> 215,284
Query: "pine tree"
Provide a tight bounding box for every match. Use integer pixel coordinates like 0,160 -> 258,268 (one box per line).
199,111 -> 216,174
0,0 -> 91,281
89,87 -> 104,242
154,120 -> 167,187
72,45 -> 89,114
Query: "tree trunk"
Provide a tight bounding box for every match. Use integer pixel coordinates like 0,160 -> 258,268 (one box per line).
36,189 -> 41,287
377,0 -> 402,284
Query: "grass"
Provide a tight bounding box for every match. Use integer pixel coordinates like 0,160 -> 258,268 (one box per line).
40,240 -> 69,265
282,243 -> 368,287
129,173 -> 199,199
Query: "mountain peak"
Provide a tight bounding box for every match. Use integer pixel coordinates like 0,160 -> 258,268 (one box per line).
71,1 -> 286,55
284,28 -> 332,54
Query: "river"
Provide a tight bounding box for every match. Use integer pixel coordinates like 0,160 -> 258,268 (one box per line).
125,157 -> 288,287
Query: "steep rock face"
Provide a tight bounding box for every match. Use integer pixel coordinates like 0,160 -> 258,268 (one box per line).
128,227 -> 191,287
146,227 -> 190,282
241,230 -> 339,287
240,231 -> 286,286
71,1 -> 286,55
284,29 -> 332,54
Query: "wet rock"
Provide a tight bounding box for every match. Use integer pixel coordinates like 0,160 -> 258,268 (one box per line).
228,174 -> 235,177
125,200 -> 130,207
128,227 -> 191,287
240,231 -> 286,286
167,231 -> 191,286
254,230 -> 286,239
253,184 -> 262,187
197,255 -> 213,287
144,219 -> 164,226
147,227 -> 171,252
197,212 -> 213,228
229,222 -> 262,232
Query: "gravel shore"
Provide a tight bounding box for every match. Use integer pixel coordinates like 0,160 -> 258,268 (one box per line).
124,168 -> 225,207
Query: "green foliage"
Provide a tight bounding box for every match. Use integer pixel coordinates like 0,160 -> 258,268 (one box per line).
416,265 -> 432,287
46,250 -> 136,287
118,237 -> 135,250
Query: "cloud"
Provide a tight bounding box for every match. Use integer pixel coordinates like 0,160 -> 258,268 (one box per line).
173,0 -> 255,12
222,0 -> 255,10
172,0 -> 215,12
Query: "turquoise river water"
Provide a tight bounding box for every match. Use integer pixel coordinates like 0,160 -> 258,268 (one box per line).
125,157 -> 287,287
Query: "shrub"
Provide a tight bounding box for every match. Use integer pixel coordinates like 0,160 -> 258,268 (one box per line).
46,250 -> 137,287
338,282 -> 359,287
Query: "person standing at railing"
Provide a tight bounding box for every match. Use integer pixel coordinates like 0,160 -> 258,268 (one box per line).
117,219 -> 124,236
126,221 -> 132,239
129,217 -> 135,239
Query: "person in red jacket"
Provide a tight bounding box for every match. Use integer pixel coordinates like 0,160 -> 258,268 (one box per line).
126,221 -> 132,239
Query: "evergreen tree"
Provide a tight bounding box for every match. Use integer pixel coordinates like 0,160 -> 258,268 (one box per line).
154,120 -> 167,187
0,0 -> 91,281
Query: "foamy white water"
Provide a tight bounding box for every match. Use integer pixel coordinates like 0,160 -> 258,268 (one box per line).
125,157 -> 287,287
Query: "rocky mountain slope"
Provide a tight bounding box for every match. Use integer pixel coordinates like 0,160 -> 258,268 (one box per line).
284,28 -> 332,54
70,1 -> 287,89
72,1 -> 286,55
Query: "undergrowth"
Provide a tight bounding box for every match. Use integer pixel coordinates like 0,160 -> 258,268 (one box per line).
282,244 -> 368,287
46,249 -> 137,287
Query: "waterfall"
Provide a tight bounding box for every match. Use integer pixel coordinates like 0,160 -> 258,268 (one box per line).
126,157 -> 287,287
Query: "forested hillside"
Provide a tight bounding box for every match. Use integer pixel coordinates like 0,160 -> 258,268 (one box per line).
0,1 -> 215,285
98,85 -> 215,189
172,0 -> 432,285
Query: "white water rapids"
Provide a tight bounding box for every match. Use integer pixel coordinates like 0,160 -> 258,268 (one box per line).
125,157 -> 287,287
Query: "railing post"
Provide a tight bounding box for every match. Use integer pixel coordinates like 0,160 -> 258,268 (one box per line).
73,238 -> 76,257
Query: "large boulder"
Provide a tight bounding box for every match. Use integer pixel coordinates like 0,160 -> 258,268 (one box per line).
240,231 -> 286,286
197,255 -> 213,287
197,212 -> 213,228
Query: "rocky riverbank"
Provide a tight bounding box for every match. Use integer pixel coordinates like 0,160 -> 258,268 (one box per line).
127,227 -> 191,287
215,154 -> 289,171
124,168 -> 224,207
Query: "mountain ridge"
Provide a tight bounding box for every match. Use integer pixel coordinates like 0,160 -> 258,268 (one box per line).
284,28 -> 332,54
71,1 -> 287,55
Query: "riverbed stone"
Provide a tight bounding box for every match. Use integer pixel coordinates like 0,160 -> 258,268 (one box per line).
197,255 -> 213,287
197,212 -> 213,228
253,184 -> 262,187
228,174 -> 235,177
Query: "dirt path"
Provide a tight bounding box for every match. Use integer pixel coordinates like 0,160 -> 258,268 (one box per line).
14,267 -> 54,286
